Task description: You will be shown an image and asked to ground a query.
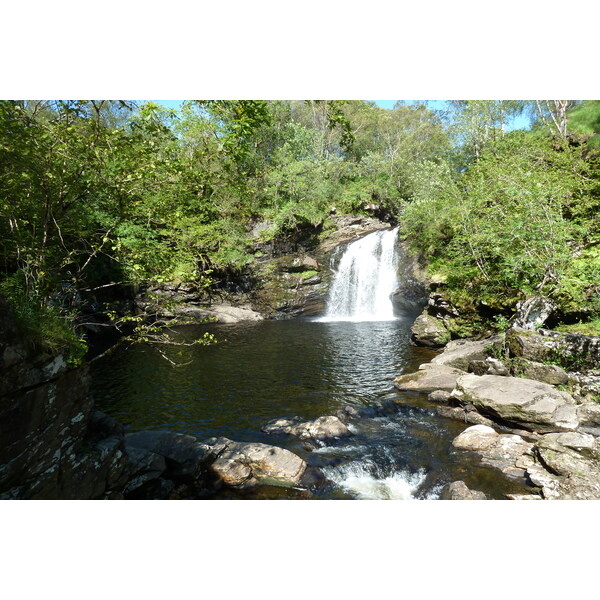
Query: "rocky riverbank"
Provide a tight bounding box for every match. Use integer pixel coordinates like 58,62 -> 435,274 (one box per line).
394,311 -> 600,499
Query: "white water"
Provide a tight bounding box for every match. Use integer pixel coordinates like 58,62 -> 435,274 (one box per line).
318,227 -> 399,322
322,461 -> 426,500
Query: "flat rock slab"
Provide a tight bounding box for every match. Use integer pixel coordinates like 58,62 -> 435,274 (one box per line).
431,336 -> 502,371
453,374 -> 579,433
393,364 -> 466,394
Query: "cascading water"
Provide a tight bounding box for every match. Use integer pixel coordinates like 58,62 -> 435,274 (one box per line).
319,227 -> 399,322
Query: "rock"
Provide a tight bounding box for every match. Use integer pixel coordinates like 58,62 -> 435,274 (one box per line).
431,336 -> 503,371
262,415 -> 352,446
507,327 -> 600,372
529,432 -> 600,499
452,424 -> 500,452
201,438 -> 309,489
569,372 -> 600,403
439,480 -> 487,500
576,403 -> 600,437
393,364 -> 467,394
428,292 -> 460,319
437,406 -> 496,427
512,296 -> 557,330
122,446 -> 167,497
452,425 -> 534,480
428,390 -> 453,403
516,359 -> 569,386
410,312 -> 450,348
485,357 -> 510,376
202,304 -> 263,324
125,431 -> 211,482
286,256 -> 320,272
505,493 -> 543,500
452,374 -> 579,433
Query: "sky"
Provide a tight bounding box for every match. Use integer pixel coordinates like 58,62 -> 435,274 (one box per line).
151,99 -> 532,131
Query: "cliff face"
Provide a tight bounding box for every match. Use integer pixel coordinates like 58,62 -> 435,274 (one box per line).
0,296 -> 129,499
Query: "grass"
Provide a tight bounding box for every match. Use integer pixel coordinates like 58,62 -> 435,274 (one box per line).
555,317 -> 600,337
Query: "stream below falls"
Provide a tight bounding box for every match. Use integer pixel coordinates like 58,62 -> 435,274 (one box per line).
91,318 -> 531,499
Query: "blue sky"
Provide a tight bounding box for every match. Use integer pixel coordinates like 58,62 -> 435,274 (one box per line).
151,99 -> 531,131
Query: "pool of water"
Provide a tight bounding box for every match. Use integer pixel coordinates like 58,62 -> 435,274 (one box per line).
90,317 -> 531,499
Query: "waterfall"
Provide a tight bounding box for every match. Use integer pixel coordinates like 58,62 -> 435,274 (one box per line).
319,227 -> 399,322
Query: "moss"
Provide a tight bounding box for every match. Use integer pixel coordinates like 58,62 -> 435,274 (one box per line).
299,270 -> 318,280
555,318 -> 600,337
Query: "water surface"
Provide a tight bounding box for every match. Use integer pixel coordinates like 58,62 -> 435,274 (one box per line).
91,317 -> 531,499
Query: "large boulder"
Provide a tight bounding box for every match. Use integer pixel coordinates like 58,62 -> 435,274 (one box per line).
393,363 -> 466,394
410,312 -> 450,348
452,424 -> 534,481
452,374 -> 579,433
262,415 -> 352,447
512,296 -> 557,330
200,437 -> 311,489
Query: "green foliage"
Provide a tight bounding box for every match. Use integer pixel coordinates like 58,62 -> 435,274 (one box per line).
556,317 -> 600,337
402,126 -> 599,321
2,96 -> 598,354
0,272 -> 87,366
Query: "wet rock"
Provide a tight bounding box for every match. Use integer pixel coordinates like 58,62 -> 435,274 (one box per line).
428,390 -> 453,403
393,364 -> 466,394
439,480 -> 488,500
512,296 -> 557,331
410,312 -> 449,348
431,336 -> 503,371
437,406 -> 496,427
452,374 -> 579,433
200,437 -> 309,489
452,425 -> 534,481
262,415 -> 352,447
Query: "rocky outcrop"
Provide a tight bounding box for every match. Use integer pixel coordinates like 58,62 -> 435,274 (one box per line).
507,327 -> 600,372
262,415 -> 352,448
452,425 -> 535,481
452,374 -> 579,433
393,363 -> 466,394
449,422 -> 600,500
0,295 -> 131,499
439,480 -> 487,500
